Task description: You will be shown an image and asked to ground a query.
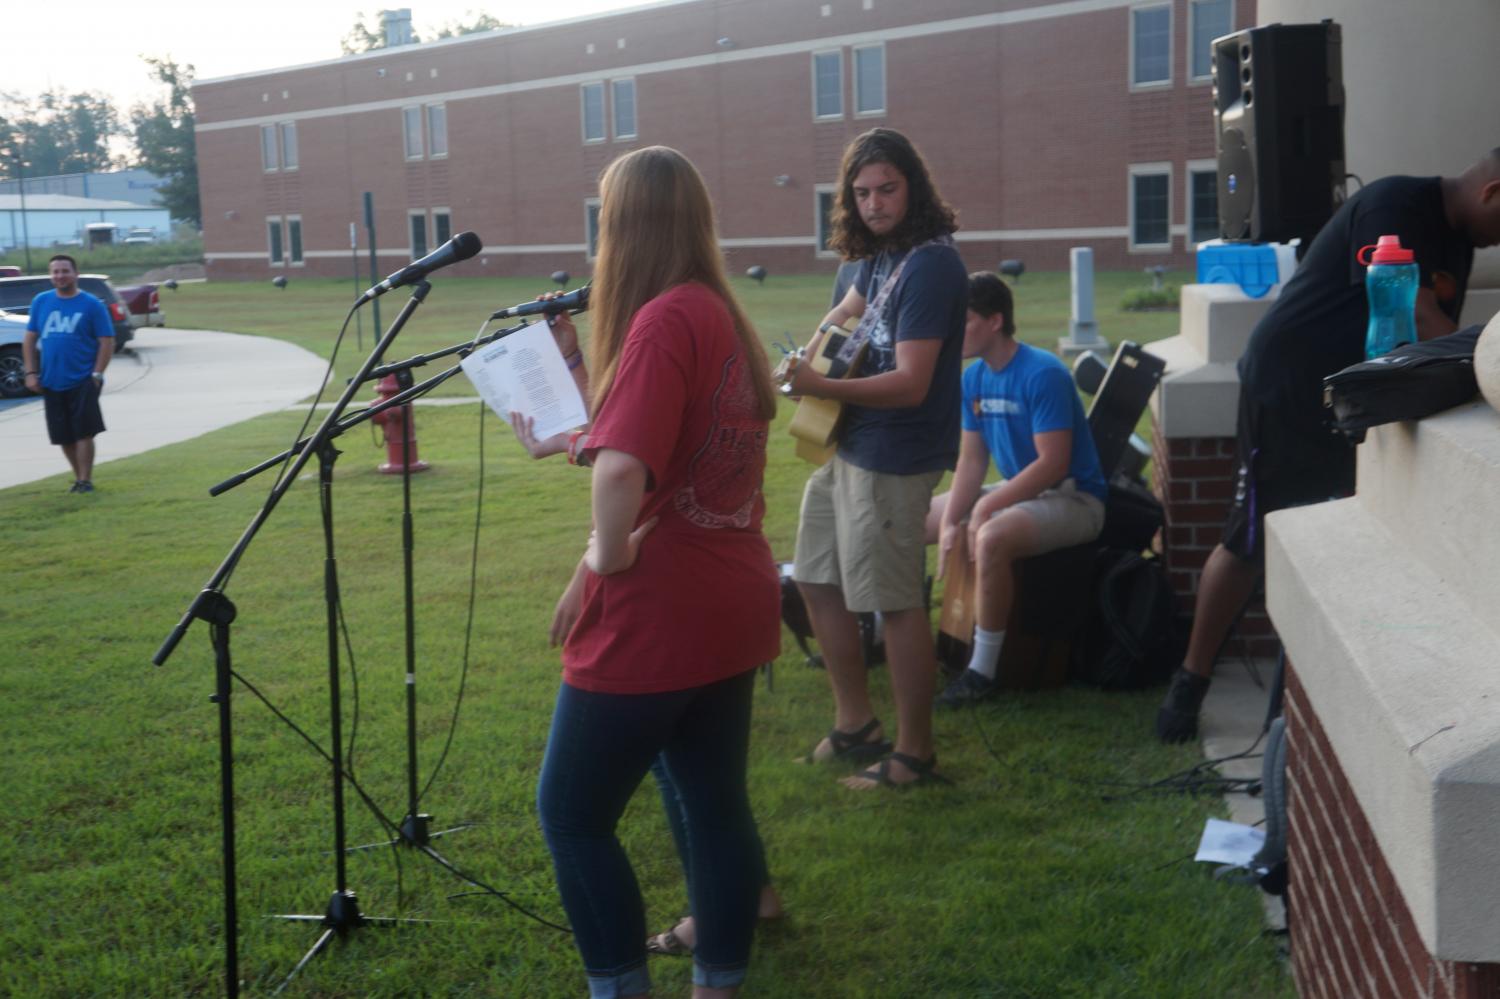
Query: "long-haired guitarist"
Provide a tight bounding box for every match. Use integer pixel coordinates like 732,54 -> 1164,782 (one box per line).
783,128 -> 968,790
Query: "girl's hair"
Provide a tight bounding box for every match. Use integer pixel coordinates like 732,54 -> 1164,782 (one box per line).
828,128 -> 958,260
587,146 -> 777,420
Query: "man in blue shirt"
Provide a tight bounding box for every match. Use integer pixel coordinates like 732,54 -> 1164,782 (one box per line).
930,272 -> 1108,705
22,254 -> 115,493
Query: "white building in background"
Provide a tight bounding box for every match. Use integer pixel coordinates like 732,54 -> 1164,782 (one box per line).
0,194 -> 172,249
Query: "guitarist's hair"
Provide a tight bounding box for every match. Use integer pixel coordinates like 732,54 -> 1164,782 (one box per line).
586,146 -> 778,421
828,128 -> 958,260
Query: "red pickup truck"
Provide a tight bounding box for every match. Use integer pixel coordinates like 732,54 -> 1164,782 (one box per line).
116,282 -> 166,329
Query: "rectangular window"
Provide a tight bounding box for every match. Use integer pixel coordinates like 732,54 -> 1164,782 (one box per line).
815,186 -> 838,256
279,122 -> 298,170
433,209 -> 452,246
1190,0 -> 1233,81
403,106 -> 423,159
409,212 -> 428,260
427,104 -> 448,157
1188,166 -> 1220,244
1130,168 -> 1171,249
287,216 -> 304,264
611,79 -> 637,140
261,125 -> 278,171
267,219 -> 284,264
585,198 -> 601,259
812,50 -> 843,119
1131,4 -> 1172,87
581,82 -> 606,142
853,44 -> 886,115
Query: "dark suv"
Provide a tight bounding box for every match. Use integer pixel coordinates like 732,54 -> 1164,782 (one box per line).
0,274 -> 134,351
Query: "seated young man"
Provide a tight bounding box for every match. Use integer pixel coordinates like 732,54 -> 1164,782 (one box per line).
929,271 -> 1109,705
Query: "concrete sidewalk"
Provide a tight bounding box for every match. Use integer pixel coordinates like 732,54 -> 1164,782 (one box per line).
0,327 -> 327,491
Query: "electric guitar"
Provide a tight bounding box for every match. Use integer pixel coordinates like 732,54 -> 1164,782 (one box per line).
776,322 -> 867,465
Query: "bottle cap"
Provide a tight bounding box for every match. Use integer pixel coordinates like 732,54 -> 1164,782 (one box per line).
1356,234 -> 1415,266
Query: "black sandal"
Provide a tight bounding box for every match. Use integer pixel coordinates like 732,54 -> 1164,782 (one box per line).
852,752 -> 953,789
811,718 -> 892,763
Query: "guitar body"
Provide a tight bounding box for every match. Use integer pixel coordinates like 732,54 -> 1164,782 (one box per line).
784,326 -> 866,464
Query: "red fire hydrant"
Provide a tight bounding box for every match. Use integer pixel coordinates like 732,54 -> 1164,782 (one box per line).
370,373 -> 431,474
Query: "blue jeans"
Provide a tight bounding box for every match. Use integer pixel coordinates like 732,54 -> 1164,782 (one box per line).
650,758 -> 772,897
538,669 -> 761,997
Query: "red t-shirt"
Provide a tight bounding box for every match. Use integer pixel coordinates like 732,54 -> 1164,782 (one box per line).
562,282 -> 781,693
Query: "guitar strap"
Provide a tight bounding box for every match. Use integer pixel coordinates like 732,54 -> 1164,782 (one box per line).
834,234 -> 954,366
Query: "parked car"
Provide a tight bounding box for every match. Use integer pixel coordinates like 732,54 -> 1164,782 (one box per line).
0,310 -> 30,398
0,274 -> 134,350
0,265 -> 21,278
122,227 -> 158,245
116,282 -> 165,329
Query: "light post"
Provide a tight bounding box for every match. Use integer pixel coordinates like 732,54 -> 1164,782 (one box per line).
3,138 -> 33,274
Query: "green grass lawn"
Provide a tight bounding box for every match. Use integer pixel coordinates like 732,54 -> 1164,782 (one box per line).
0,272 -> 1291,997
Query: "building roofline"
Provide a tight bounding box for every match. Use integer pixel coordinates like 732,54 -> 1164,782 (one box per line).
194,0 -> 703,89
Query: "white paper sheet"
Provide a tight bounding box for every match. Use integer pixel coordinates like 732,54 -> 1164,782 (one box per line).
460,322 -> 588,440
1194,817 -> 1267,868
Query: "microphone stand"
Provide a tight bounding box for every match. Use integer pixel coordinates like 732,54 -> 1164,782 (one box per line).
153,283 -> 445,997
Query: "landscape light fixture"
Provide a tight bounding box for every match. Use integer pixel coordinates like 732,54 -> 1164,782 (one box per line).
1144,265 -> 1166,290
716,37 -> 735,49
164,279 -> 179,291
774,175 -> 792,187
998,259 -> 1025,281
551,270 -> 570,287
746,265 -> 767,285
272,275 -> 288,289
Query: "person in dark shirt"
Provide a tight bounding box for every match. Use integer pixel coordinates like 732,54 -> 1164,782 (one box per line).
784,128 -> 968,789
1157,148 -> 1500,743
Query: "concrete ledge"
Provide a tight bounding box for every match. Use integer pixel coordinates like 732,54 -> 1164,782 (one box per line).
1461,288 -> 1500,329
1145,335 -> 1241,439
1179,283 -> 1278,363
1354,402 -> 1500,633
1266,498 -> 1500,961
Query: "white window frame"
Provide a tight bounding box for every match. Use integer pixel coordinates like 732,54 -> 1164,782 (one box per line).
1185,158 -> 1220,246
427,104 -> 448,158
585,197 -> 602,260
266,217 -> 285,265
432,207 -> 452,247
407,209 -> 430,260
811,49 -> 843,121
581,82 -> 606,143
279,122 -> 298,171
403,106 -> 424,160
1128,163 -> 1173,252
852,43 -> 886,117
260,125 -> 278,172
285,214 -> 304,266
611,78 -> 637,140
1129,3 -> 1173,90
1188,0 -> 1233,83
815,184 -> 839,258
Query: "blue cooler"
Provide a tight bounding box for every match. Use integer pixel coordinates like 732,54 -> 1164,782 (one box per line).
1196,243 -> 1281,298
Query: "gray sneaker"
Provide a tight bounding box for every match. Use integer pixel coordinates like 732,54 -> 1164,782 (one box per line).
937,668 -> 997,708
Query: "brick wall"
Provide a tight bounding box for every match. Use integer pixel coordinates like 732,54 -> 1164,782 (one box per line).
1149,413 -> 1279,656
1284,665 -> 1500,999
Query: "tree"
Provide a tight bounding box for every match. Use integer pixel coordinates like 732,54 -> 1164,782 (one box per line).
0,90 -> 123,180
130,58 -> 200,227
341,9 -> 507,53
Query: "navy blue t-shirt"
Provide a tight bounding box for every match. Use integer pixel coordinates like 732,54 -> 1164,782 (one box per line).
836,242 -> 968,474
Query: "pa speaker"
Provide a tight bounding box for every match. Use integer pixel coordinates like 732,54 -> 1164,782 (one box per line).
1214,21 -> 1345,244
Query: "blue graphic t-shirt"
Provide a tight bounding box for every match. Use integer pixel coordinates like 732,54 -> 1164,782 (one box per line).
960,342 -> 1108,502
836,242 -> 968,475
26,290 -> 114,390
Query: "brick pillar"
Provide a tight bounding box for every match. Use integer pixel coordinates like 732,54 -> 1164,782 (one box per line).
1284,663 -> 1500,999
1149,414 -> 1279,657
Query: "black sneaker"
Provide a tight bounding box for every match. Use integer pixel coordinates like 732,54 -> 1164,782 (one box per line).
937,668 -> 997,708
67,481 -> 83,493
1156,668 -> 1211,743
74,480 -> 95,494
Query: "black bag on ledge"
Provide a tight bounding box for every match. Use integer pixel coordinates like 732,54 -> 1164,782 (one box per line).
1322,325 -> 1483,444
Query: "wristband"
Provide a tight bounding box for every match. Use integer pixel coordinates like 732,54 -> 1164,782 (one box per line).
567,429 -> 591,467
565,350 -> 584,371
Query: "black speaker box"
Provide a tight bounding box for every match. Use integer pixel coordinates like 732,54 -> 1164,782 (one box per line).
1214,21 -> 1345,244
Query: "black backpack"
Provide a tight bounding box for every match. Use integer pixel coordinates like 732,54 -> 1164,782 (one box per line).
1322,325 -> 1482,444
1072,549 -> 1184,690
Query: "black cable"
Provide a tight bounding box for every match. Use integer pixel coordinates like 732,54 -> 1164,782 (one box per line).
418,399 -> 485,804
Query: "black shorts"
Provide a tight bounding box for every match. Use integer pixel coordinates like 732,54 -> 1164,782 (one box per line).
1221,388 -> 1353,563
43,379 -> 106,446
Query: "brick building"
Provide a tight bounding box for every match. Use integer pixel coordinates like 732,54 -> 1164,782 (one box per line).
194,0 -> 1254,281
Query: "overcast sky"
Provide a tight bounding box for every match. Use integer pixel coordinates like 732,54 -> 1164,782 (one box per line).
8,1 -> 644,116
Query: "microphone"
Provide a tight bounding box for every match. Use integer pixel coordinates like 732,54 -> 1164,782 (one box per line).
489,284 -> 591,321
356,230 -> 482,306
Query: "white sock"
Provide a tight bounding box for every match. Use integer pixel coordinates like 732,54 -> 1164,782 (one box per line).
967,627 -> 1005,680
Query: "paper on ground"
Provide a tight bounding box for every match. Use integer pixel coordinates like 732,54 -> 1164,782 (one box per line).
460,322 -> 588,440
1194,817 -> 1266,867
